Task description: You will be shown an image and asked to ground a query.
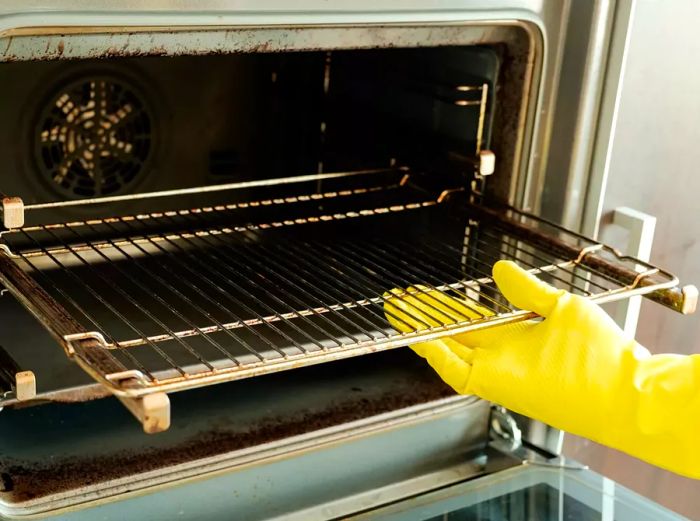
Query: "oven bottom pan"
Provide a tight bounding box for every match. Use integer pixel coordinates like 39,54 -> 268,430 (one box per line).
0,168 -> 693,431
0,351 -> 683,521
0,350 -> 488,519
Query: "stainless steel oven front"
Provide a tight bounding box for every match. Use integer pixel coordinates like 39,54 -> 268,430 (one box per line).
0,2 -> 693,520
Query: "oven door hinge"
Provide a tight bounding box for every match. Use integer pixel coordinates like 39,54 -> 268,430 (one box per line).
489,405 -> 522,451
488,406 -> 590,471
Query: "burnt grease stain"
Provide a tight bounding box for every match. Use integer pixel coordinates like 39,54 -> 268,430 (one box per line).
1,383 -> 453,502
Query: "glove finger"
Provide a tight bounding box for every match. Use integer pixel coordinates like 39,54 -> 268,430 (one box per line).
443,336 -> 475,363
410,337 -> 474,364
492,260 -> 565,318
452,319 -> 537,349
384,288 -> 438,333
413,287 -> 493,322
384,286 -> 492,333
452,324 -> 507,349
409,338 -> 473,394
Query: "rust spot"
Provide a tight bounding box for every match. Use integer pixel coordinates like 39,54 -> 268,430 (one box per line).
84,44 -> 173,60
46,385 -> 112,403
57,40 -> 64,56
103,46 -> 119,58
249,41 -> 273,53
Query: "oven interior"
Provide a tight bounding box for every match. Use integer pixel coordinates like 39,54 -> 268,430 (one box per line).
0,46 -> 502,405
0,44 -> 690,429
0,48 -> 497,206
0,46 -> 502,507
0,36 -> 692,518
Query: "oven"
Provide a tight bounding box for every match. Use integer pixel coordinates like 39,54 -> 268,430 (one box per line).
0,2 -> 694,519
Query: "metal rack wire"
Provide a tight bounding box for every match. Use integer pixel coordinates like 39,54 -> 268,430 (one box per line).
0,168 -> 690,401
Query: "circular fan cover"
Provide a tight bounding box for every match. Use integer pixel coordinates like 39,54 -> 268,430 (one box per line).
34,75 -> 153,198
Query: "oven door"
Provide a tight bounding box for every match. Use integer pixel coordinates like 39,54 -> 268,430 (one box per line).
344,458 -> 690,521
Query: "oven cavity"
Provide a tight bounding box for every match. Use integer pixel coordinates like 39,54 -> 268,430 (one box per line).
0,43 -> 693,434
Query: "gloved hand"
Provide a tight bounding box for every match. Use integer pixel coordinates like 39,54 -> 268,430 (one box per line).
385,260 -> 700,479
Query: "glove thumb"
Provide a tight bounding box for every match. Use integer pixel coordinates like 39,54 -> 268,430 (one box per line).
492,260 -> 565,318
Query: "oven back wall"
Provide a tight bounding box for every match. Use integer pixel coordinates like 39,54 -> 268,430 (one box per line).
0,54 -> 325,205
0,46 -> 497,217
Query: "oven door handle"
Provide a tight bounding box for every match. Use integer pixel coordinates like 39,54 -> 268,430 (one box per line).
611,206 -> 657,337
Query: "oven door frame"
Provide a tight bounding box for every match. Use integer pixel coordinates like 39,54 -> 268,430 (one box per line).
0,1 -> 643,517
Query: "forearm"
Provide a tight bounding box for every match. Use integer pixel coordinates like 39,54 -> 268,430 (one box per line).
517,349 -> 700,479
472,339 -> 700,478
608,352 -> 700,477
386,262 -> 700,478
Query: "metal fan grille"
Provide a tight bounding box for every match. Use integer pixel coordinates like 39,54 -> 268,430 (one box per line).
34,75 -> 153,198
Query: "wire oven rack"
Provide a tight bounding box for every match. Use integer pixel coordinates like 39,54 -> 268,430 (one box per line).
0,168 -> 694,431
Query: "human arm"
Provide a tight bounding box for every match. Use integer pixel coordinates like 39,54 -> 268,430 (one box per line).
385,260 -> 700,478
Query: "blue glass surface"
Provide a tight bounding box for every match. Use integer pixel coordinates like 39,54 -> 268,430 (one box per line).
422,483 -> 598,521
360,463 -> 689,521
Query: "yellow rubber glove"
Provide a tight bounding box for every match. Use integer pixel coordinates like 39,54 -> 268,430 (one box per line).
385,260 -> 700,479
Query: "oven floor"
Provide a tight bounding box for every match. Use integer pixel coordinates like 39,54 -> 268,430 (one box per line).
0,349 -> 458,505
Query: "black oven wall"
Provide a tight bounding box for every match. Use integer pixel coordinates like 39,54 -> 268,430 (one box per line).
321,46 -> 498,174
0,53 -> 326,208
0,46 -> 498,220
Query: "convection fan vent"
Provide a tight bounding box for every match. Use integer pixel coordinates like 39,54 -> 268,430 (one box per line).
34,75 -> 153,198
